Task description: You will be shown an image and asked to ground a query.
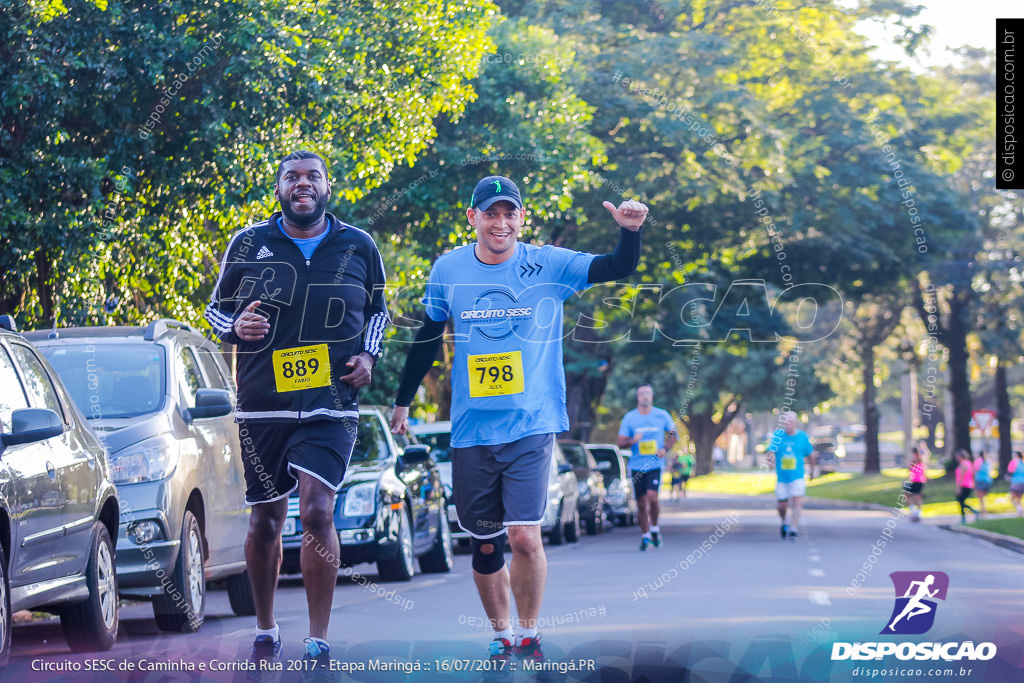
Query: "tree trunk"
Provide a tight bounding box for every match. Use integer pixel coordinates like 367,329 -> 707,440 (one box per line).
945,315 -> 972,455
684,402 -> 743,475
995,362 -> 1012,476
862,344 -> 881,473
687,414 -> 718,475
918,393 -> 941,453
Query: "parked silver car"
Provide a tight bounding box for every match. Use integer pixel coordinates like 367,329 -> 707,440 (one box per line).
0,316 -> 121,664
28,319 -> 254,633
586,443 -> 638,526
543,441 -> 581,545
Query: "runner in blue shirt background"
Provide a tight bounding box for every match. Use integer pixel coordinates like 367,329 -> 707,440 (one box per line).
618,384 -> 677,551
391,174 -> 649,677
766,411 -> 813,540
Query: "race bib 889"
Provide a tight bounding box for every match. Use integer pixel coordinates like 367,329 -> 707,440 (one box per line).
273,344 -> 331,393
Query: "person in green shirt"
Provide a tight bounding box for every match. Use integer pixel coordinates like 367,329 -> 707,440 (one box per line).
670,452 -> 695,499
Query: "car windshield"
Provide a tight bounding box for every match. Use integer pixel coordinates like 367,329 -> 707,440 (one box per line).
349,415 -> 394,466
39,343 -> 166,419
590,449 -> 622,485
414,430 -> 451,463
559,443 -> 588,468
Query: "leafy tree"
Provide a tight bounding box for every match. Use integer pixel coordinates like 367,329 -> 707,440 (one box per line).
1,0 -> 495,330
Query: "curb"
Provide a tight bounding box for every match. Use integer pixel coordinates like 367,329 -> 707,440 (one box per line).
938,523 -> 1024,554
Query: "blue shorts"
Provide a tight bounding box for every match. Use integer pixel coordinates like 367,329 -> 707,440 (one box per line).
452,433 -> 554,539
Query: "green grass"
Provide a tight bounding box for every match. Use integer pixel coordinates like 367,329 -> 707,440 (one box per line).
686,471 -> 784,496
967,517 -> 1024,540
687,469 -> 1018,518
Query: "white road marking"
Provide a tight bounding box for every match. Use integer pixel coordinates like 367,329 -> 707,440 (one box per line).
809,591 -> 831,605
809,555 -> 821,562
808,568 -> 825,577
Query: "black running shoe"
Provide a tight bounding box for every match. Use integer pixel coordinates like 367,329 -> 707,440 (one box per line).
299,639 -> 336,683
639,536 -> 651,551
780,523 -> 788,539
789,528 -> 799,540
245,635 -> 282,682
651,530 -> 661,547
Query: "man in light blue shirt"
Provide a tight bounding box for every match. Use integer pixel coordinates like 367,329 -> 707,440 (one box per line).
766,411 -> 813,539
391,175 -> 650,675
618,384 -> 677,550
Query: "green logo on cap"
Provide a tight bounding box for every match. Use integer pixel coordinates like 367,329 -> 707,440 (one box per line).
493,180 -> 502,193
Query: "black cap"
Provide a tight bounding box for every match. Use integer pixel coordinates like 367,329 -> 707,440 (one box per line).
470,175 -> 523,211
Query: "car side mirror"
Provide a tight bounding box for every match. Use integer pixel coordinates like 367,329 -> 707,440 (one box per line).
1,408 -> 64,447
596,461 -> 612,471
401,444 -> 432,466
557,462 -> 572,475
189,388 -> 233,419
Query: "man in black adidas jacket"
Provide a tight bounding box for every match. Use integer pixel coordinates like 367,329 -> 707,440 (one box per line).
205,150 -> 389,676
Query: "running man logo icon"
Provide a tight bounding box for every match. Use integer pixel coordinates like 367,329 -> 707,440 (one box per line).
881,571 -> 949,635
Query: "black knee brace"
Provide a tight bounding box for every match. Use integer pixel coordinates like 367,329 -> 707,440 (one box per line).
471,535 -> 507,574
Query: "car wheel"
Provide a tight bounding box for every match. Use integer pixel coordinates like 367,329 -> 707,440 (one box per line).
419,503 -> 454,574
565,506 -> 580,543
153,511 -> 205,632
60,523 -> 118,652
0,545 -> 10,667
226,569 -> 257,616
548,502 -> 564,546
377,508 -> 415,582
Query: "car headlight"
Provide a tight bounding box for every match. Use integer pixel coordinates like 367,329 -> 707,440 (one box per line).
110,435 -> 178,484
577,481 -> 590,497
343,483 -> 377,517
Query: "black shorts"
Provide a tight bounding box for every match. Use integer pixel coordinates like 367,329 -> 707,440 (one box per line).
902,481 -> 923,495
632,469 -> 662,499
451,433 -> 554,539
237,419 -> 357,505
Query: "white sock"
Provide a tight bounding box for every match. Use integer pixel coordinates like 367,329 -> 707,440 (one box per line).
642,532 -> 652,539
494,628 -> 514,643
256,624 -> 279,641
516,627 -> 539,644
650,525 -> 660,534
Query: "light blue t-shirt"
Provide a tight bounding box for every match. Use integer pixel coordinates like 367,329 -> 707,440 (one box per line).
619,408 -> 676,472
424,241 -> 595,448
767,429 -> 813,483
278,218 -> 329,260
1010,461 -> 1024,485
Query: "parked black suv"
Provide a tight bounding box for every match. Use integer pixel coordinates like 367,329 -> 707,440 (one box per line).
0,316 -> 121,665
280,408 -> 452,581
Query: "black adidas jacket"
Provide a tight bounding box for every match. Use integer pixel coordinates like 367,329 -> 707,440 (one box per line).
205,212 -> 389,422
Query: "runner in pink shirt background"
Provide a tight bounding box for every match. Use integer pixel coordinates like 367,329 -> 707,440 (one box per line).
902,445 -> 928,522
954,449 -> 978,524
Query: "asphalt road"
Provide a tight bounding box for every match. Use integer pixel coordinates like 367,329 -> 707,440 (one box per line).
5,494 -> 1023,682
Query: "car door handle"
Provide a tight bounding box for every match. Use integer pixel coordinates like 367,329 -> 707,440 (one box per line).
46,461 -> 57,481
